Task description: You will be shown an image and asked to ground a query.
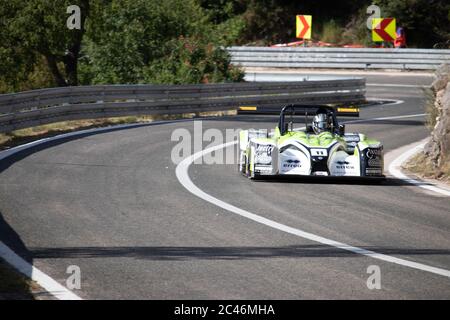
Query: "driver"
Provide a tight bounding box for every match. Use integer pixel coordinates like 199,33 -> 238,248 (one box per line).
312,109 -> 333,134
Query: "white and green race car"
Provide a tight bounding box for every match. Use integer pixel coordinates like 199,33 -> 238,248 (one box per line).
238,105 -> 384,179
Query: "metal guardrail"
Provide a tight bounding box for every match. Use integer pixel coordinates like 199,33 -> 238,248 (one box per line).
0,80 -> 365,133
227,46 -> 450,70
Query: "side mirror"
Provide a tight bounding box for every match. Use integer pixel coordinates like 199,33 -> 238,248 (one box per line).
338,124 -> 345,135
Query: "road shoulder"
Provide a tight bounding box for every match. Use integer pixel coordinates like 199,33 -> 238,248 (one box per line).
386,138 -> 450,197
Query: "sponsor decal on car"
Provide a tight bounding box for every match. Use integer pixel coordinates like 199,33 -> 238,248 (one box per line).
366,148 -> 382,159
344,134 -> 360,143
310,149 -> 328,157
368,158 -> 382,167
256,144 -> 274,156
366,168 -> 382,175
283,159 -> 302,168
335,160 -> 355,170
255,144 -> 274,165
255,165 -> 273,174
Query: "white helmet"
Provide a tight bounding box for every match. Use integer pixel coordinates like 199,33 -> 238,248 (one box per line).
312,112 -> 332,134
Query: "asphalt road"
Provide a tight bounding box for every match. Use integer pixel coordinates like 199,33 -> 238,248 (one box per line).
1,73 -> 449,299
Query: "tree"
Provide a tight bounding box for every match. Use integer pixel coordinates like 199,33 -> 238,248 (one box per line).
231,0 -> 372,45
0,0 -> 244,92
79,0 -> 244,85
0,0 -> 91,88
374,0 -> 450,48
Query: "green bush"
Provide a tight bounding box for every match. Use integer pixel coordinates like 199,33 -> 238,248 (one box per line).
79,0 -> 244,85
320,20 -> 343,44
143,36 -> 243,84
0,0 -> 245,92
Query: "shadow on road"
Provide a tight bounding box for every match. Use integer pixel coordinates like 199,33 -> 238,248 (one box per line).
251,176 -> 430,187
0,211 -> 34,299
29,244 -> 450,261
0,122 -> 158,174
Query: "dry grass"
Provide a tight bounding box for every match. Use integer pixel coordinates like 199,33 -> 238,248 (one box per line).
423,87 -> 439,130
0,110 -> 236,151
403,152 -> 450,183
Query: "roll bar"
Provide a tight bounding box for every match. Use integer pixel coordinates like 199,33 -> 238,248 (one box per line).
278,104 -> 344,136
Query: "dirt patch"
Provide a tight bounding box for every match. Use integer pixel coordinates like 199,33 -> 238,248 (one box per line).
0,259 -> 39,300
403,152 -> 450,185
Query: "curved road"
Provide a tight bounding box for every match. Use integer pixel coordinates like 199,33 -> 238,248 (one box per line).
1,73 -> 449,299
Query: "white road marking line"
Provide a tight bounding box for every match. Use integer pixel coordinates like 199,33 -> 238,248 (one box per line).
176,114 -> 450,279
367,83 -> 431,88
366,98 -> 404,106
388,141 -> 450,197
352,112 -> 449,197
0,109 -> 444,299
0,119 -> 192,300
0,242 -> 82,300
0,119 -> 194,159
344,113 -> 426,124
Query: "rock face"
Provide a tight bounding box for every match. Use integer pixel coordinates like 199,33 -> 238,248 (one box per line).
424,64 -> 450,168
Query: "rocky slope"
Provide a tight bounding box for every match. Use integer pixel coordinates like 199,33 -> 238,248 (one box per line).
424,64 -> 450,173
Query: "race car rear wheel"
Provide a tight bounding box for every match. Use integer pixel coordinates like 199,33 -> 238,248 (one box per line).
241,147 -> 259,179
247,159 -> 258,179
238,152 -> 247,176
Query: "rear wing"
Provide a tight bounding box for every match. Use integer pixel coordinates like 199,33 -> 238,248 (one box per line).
335,106 -> 360,117
238,104 -> 360,117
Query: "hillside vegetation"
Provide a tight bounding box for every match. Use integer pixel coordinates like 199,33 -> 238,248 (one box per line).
1,0 -> 449,93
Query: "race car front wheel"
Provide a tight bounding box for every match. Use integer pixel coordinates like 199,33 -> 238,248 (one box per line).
238,152 -> 247,176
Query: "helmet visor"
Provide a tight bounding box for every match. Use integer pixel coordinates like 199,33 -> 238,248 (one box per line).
313,114 -> 330,132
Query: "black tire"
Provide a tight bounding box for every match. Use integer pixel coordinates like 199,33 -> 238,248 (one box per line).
238,153 -> 248,176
